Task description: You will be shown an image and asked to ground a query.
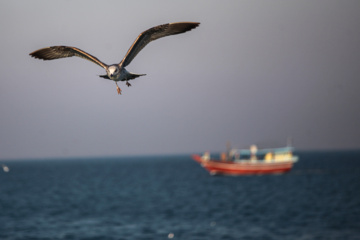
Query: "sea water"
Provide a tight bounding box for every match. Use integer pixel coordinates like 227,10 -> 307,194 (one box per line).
1,151 -> 360,240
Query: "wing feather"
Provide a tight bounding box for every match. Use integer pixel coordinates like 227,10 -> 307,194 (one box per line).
120,22 -> 200,67
29,46 -> 108,69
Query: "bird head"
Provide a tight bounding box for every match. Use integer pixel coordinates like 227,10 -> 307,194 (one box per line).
107,65 -> 119,79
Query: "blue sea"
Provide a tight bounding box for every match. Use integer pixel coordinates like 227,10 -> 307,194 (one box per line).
1,151 -> 360,240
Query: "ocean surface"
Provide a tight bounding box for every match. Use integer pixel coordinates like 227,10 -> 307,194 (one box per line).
1,151 -> 360,240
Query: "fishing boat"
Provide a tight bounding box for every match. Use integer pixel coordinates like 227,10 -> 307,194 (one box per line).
192,145 -> 298,176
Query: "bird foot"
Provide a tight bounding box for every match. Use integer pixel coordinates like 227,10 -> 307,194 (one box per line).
126,81 -> 132,87
117,86 -> 122,95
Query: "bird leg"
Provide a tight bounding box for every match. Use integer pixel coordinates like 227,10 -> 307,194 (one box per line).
126,81 -> 132,87
116,82 -> 122,95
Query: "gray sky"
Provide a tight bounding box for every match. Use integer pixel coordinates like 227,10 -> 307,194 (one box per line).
1,1 -> 360,159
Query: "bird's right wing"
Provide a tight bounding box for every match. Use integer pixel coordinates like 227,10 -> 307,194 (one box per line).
119,22 -> 200,68
29,46 -> 108,69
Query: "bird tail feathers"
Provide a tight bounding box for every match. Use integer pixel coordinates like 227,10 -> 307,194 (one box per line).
98,73 -> 146,81
125,73 -> 146,81
99,75 -> 110,79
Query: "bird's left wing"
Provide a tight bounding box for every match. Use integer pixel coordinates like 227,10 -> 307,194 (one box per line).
119,22 -> 200,68
30,46 -> 108,69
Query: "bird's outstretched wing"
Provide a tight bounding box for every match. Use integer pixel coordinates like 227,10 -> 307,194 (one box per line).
29,46 -> 108,69
119,22 -> 200,68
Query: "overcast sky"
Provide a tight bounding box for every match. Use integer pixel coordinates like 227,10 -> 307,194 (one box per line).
1,1 -> 360,159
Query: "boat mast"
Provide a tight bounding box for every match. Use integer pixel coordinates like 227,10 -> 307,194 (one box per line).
226,141 -> 231,161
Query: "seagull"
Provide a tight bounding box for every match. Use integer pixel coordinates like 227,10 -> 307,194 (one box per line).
30,22 -> 200,95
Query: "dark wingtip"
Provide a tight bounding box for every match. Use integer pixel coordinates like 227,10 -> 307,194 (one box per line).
29,46 -> 66,60
167,22 -> 200,36
188,22 -> 200,30
29,51 -> 40,59
29,47 -> 51,60
29,53 -> 43,60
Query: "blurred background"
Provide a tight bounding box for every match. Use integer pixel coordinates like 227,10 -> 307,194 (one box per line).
1,1 -> 360,160
1,2 -> 360,240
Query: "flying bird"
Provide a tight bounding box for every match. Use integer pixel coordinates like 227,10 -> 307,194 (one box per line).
30,22 -> 200,95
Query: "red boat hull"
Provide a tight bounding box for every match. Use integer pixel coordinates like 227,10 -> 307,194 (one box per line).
192,154 -> 294,175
